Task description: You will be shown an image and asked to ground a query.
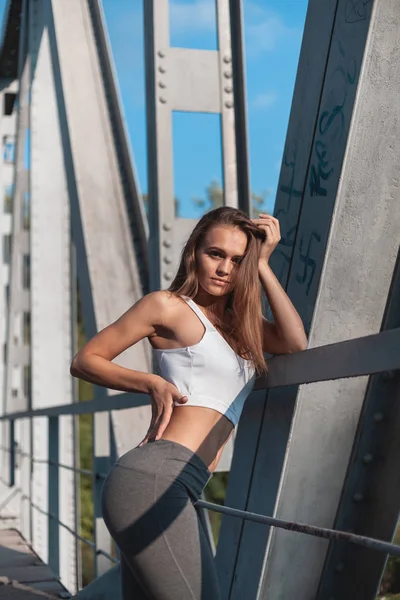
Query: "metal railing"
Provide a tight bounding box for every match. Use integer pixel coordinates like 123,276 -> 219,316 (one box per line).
0,325 -> 399,593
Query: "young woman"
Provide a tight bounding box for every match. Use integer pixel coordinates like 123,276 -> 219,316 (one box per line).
70,206 -> 307,600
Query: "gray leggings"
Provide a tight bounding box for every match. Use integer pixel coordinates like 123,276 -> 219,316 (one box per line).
100,439 -> 221,600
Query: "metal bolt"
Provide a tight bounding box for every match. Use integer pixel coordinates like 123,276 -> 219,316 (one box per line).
164,272 -> 173,281
158,81 -> 166,88
164,256 -> 172,264
159,97 -> 167,104
158,50 -> 165,58
224,85 -> 233,93
163,240 -> 172,248
335,562 -> 345,573
225,101 -> 234,108
353,492 -> 364,502
224,71 -> 233,79
373,412 -> 384,423
158,66 -> 166,74
223,55 -> 232,63
162,223 -> 172,231
363,453 -> 373,464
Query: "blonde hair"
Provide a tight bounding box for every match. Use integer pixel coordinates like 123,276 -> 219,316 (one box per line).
168,206 -> 267,375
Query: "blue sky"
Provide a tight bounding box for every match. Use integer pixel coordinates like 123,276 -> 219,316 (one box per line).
0,0 -> 308,218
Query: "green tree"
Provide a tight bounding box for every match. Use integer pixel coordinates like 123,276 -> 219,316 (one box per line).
142,193 -> 181,217
193,179 -> 272,217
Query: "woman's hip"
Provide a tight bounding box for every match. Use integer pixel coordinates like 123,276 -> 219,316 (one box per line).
100,439 -> 212,532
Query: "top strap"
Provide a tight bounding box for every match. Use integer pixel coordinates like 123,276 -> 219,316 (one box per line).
181,296 -> 215,332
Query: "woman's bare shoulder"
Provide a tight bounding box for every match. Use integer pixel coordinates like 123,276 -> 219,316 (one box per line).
139,289 -> 184,324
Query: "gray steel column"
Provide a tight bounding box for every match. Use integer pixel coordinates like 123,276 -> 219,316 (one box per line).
144,0 -> 247,472
216,1 -> 340,594
0,83 -> 17,490
50,0 -> 151,455
93,411 -> 111,577
2,0 -> 31,530
29,0 -> 75,590
260,0 -> 400,598
0,82 -> 17,411
144,0 -> 245,294
4,0 -> 30,416
18,417 -> 31,543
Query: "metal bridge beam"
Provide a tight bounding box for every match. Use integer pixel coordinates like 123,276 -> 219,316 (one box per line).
144,0 -> 249,473
218,0 -> 400,598
259,1 -> 400,598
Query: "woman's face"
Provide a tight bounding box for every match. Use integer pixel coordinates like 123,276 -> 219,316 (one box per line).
195,225 -> 248,296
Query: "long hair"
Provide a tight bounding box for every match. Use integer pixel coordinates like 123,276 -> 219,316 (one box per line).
168,206 -> 268,375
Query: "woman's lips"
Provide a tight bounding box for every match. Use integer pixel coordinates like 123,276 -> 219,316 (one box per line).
211,278 -> 228,286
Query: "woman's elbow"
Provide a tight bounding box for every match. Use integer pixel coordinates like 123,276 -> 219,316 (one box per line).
70,353 -> 85,378
295,339 -> 308,352
287,336 -> 308,353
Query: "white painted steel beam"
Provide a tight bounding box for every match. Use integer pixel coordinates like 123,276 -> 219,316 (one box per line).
260,1 -> 400,598
216,0 -> 340,593
28,0 -> 76,590
49,0 -> 151,459
144,0 -> 246,473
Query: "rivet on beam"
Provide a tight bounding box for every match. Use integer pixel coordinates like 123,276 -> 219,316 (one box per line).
363,453 -> 373,464
373,412 -> 384,423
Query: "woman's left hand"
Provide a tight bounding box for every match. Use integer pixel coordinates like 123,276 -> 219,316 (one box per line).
252,214 -> 281,263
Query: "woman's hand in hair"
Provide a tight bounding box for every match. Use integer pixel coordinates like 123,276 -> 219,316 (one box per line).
138,377 -> 188,446
252,214 -> 281,263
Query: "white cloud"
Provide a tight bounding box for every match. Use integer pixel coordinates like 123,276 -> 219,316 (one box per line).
169,0 -> 216,33
168,0 -> 301,54
244,1 -> 302,56
252,90 -> 278,109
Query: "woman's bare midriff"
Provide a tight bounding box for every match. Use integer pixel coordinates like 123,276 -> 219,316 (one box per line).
159,405 -> 235,472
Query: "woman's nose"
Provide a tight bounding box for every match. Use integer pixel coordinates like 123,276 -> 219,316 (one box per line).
217,260 -> 230,275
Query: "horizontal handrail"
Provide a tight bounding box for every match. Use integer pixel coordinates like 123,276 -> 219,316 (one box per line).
0,327 -> 398,422
0,445 -> 108,479
21,493 -> 96,550
96,548 -> 118,564
195,500 -> 400,558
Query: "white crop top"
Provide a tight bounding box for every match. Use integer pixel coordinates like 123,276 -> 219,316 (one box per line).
153,295 -> 256,427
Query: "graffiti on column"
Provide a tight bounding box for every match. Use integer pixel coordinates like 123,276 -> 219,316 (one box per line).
274,145 -> 304,283
297,37 -> 357,297
295,231 -> 321,296
345,0 -> 372,24
309,41 -> 356,199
